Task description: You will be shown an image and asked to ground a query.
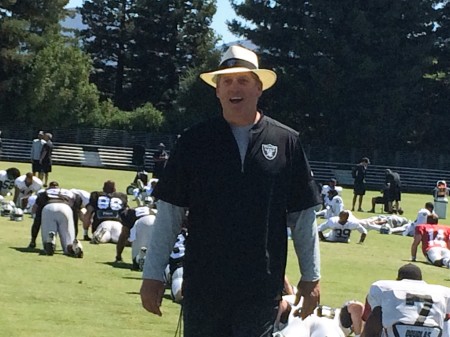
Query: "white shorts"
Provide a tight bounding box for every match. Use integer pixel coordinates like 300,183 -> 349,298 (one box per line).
94,220 -> 123,243
130,215 -> 155,259
277,315 -> 345,337
426,247 -> 450,264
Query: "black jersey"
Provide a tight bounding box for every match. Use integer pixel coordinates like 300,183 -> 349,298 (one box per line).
119,206 -> 150,230
34,188 -> 82,224
36,188 -> 77,208
88,191 -> 128,231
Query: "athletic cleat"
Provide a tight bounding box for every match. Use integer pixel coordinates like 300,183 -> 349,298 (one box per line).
72,239 -> 84,258
28,241 -> 36,249
83,234 -> 91,241
44,231 -> 56,255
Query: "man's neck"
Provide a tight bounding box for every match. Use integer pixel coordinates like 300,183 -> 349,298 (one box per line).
223,110 -> 261,126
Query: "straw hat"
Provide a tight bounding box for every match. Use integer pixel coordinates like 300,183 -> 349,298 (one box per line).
200,45 -> 277,91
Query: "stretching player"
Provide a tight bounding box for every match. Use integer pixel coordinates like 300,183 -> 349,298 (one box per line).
318,210 -> 367,244
0,167 -> 21,196
117,205 -> 156,266
27,182 -> 56,249
274,296 -> 364,337
410,214 -> 450,268
316,189 -> 344,219
403,202 -> 437,236
358,214 -> 411,234
13,172 -> 42,209
83,180 -> 128,244
362,263 -> 450,337
36,183 -> 83,257
320,178 -> 343,206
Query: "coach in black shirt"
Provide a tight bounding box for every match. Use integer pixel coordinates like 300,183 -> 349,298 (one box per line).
140,45 -> 322,337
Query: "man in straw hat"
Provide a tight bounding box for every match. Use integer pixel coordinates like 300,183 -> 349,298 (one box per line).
362,263 -> 450,337
140,45 -> 322,336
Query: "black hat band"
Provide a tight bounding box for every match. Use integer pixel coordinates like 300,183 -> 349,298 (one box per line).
219,58 -> 257,70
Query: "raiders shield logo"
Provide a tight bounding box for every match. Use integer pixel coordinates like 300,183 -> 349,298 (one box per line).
262,144 -> 278,160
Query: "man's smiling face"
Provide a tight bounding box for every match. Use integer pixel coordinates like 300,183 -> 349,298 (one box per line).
216,72 -> 262,125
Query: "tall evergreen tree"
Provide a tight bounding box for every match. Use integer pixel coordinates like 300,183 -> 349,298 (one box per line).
79,0 -> 135,110
130,0 -> 217,111
229,0 -> 439,150
0,0 -> 70,121
80,0 -> 217,113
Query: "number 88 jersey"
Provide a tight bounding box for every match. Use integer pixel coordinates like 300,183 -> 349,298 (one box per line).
90,191 -> 128,230
367,279 -> 450,337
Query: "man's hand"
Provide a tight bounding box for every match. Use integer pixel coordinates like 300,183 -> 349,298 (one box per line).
140,279 -> 165,316
294,280 -> 320,319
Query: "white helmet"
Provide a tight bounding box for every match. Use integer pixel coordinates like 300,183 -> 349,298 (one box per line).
1,202 -> 14,217
10,207 -> 24,221
380,224 -> 391,234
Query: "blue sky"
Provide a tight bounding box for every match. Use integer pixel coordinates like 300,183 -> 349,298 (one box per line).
66,0 -> 240,44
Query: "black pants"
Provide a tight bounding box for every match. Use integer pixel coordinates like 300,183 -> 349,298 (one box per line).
183,291 -> 278,337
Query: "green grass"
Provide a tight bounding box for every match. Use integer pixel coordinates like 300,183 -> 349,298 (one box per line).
0,161 -> 449,337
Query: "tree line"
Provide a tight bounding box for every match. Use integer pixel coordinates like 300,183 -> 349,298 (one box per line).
1,0 -> 449,152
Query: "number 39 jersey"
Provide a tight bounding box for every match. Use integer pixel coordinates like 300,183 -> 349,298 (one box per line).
318,216 -> 367,243
89,191 -> 128,230
367,279 -> 450,337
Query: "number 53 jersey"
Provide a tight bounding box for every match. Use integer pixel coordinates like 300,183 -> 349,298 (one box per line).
367,279 -> 450,337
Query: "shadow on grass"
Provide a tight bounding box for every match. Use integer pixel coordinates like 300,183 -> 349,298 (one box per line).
10,246 -> 55,255
11,247 -> 72,258
162,294 -> 173,300
123,275 -> 143,280
101,261 -> 135,270
126,291 -> 141,295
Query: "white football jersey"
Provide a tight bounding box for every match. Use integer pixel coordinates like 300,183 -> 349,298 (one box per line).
318,217 -> 367,243
386,215 -> 409,228
321,185 -> 343,204
367,279 -> 450,337
276,296 -> 347,337
404,208 -> 436,236
130,214 -> 156,259
15,175 -> 43,194
70,189 -> 91,208
324,196 -> 345,219
415,208 -> 432,225
0,170 -> 16,196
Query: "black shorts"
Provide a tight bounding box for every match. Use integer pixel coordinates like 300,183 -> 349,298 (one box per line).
41,161 -> 52,173
32,160 -> 42,173
353,182 -> 366,195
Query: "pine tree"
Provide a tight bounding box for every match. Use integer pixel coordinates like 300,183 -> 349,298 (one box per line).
79,0 -> 136,110
80,0 -> 217,112
230,0 -> 440,150
0,0 -> 70,120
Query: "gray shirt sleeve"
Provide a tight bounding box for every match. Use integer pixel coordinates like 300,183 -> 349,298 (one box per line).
142,200 -> 186,281
287,205 -> 321,282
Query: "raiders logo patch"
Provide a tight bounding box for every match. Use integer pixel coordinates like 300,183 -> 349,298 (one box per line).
262,144 -> 278,160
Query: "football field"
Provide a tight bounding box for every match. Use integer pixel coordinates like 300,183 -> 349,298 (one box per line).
0,160 -> 449,337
